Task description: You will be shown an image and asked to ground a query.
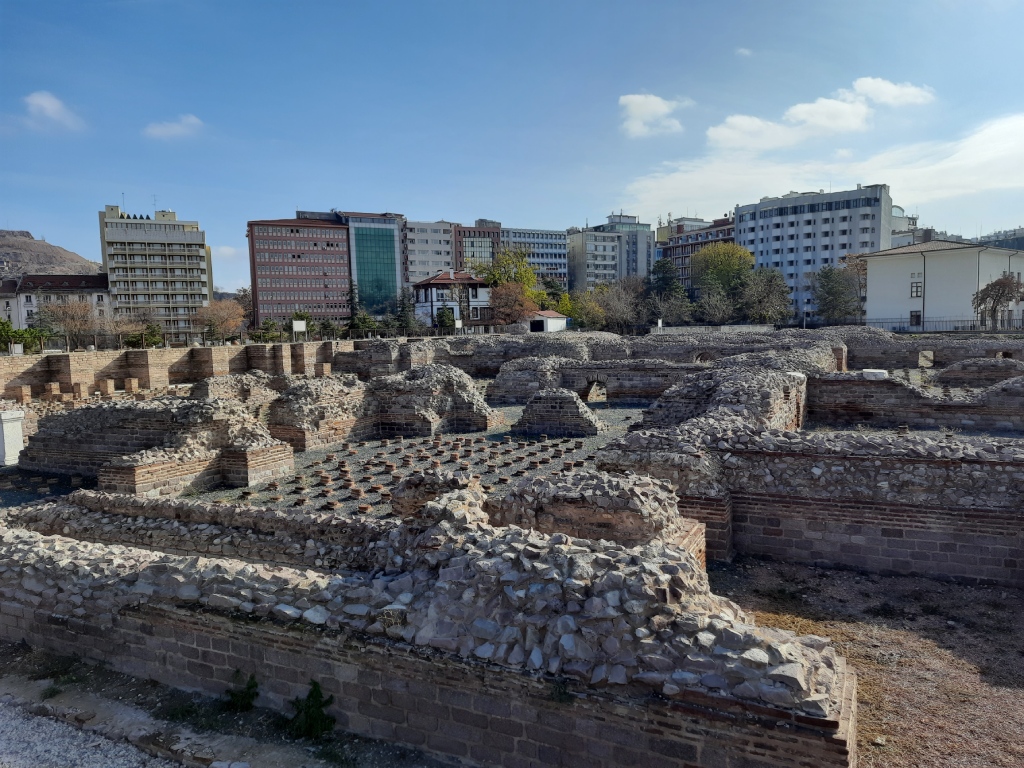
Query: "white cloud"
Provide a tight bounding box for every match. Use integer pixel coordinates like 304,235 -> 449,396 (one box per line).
143,114 -> 203,139
213,245 -> 242,259
624,114 -> 1024,223
707,77 -> 931,151
735,47 -> 753,57
851,77 -> 934,106
22,91 -> 84,131
618,94 -> 692,138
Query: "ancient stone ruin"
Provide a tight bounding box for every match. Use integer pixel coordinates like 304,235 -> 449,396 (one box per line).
7,326 -> 1024,765
511,387 -> 607,437
19,397 -> 293,496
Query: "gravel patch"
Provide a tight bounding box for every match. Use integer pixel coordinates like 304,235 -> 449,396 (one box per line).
0,699 -> 174,768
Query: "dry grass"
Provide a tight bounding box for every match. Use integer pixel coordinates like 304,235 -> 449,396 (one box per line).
710,558 -> 1024,768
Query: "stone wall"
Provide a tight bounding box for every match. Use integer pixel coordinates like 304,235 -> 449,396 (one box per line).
933,356 -> 1024,385
511,388 -> 607,437
807,373 -> 1024,431
19,398 -> 294,496
0,486 -> 856,767
601,420 -> 1024,585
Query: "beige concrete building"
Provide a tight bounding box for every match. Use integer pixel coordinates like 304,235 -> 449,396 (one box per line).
98,205 -> 213,338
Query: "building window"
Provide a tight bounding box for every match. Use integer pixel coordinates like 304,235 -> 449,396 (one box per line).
910,282 -> 922,297
910,311 -> 922,326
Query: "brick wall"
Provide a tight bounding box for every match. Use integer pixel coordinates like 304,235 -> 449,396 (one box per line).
731,493 -> 1024,584
807,376 -> 1024,431
0,603 -> 856,768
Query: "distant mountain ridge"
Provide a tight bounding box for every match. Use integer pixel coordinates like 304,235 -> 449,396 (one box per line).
0,230 -> 101,277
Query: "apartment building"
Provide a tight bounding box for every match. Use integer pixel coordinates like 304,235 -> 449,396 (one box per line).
402,220 -> 456,287
661,215 -> 735,289
735,184 -> 894,317
453,219 -> 501,270
2,274 -> 110,330
566,213 -> 654,291
567,228 -> 620,291
98,206 -> 213,338
500,226 -> 568,287
247,216 -> 352,327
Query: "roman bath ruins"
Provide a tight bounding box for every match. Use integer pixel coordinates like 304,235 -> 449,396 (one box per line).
2,328 -> 1024,766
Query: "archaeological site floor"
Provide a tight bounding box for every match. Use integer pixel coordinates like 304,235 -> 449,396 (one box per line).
711,558 -> 1024,768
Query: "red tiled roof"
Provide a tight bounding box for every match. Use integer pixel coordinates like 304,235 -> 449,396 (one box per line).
18,274 -> 109,291
528,310 -> 567,319
413,271 -> 486,286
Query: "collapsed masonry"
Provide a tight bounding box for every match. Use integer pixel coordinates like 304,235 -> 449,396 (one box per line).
511,388 -> 607,437
0,487 -> 856,766
18,398 -> 293,496
267,364 -> 502,450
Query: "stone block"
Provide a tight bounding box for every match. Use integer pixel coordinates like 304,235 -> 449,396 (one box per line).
0,411 -> 24,465
124,378 -> 140,394
314,362 -> 332,377
98,379 -> 116,395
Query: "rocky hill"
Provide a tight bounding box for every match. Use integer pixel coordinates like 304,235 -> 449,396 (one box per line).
0,230 -> 101,276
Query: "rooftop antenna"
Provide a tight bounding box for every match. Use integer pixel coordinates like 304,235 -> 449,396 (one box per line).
152,194 -> 158,210
121,192 -> 125,209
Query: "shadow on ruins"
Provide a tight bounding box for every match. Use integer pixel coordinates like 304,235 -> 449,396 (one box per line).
3,327 -> 1024,765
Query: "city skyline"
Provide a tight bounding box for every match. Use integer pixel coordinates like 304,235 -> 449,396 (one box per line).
3,0 -> 1024,291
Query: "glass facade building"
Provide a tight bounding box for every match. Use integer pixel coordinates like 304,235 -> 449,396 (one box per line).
354,226 -> 398,313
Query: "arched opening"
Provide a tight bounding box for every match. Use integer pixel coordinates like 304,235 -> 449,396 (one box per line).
583,380 -> 607,403
694,352 -> 717,364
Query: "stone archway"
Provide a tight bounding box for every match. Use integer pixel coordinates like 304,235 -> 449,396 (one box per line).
694,352 -> 718,364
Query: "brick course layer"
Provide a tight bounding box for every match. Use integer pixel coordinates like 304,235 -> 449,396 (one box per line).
0,603 -> 856,768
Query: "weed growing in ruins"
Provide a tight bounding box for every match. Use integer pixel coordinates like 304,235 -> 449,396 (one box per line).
549,677 -> 574,704
287,680 -> 335,740
40,684 -> 62,700
223,670 -> 259,712
28,654 -> 79,682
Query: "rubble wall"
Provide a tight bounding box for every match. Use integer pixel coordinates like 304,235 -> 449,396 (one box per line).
807,374 -> 1024,431
0,489 -> 857,767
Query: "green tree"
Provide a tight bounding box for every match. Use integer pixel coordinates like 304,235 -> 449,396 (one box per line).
123,322 -> 164,349
435,306 -> 455,328
567,289 -> 605,330
555,292 -> 573,317
396,288 -> 417,330
649,257 -> 682,297
812,265 -> 863,323
316,318 -> 338,339
647,291 -> 693,326
469,245 -> 538,290
347,311 -> 379,332
695,282 -> 734,324
691,243 -> 755,298
740,268 -> 793,324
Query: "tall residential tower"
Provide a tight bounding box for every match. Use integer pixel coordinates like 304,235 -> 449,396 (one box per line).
98,205 -> 213,337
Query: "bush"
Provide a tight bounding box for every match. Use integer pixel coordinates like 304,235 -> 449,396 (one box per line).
223,670 -> 259,712
287,680 -> 336,740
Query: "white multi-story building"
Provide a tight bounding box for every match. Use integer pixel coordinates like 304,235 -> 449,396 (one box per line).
735,184 -> 895,318
567,228 -> 620,291
500,227 -> 568,287
98,205 -> 213,338
0,274 -> 111,330
402,220 -> 455,287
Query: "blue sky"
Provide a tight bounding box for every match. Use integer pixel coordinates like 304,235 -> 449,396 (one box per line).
3,0 -> 1024,290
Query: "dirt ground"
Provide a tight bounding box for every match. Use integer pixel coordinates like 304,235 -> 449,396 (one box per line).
709,557 -> 1024,768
